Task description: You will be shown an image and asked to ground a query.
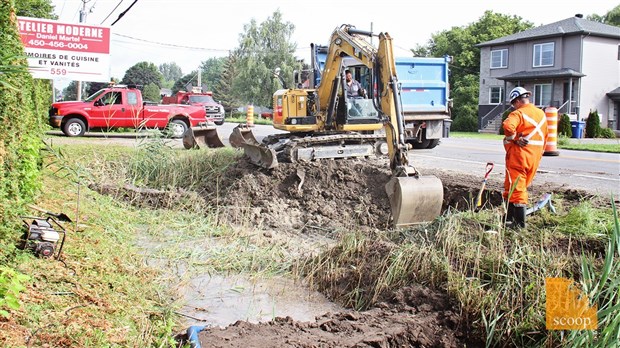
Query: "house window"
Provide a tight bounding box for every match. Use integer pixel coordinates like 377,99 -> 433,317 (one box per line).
534,84 -> 552,106
491,49 -> 508,68
533,43 -> 554,67
489,87 -> 504,104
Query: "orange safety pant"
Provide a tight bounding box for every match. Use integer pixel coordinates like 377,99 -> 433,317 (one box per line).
503,143 -> 544,204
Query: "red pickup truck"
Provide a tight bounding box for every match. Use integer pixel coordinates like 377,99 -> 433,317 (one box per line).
49,85 -> 209,138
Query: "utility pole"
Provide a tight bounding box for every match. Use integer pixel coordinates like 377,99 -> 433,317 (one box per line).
76,0 -> 88,100
370,22 -> 373,45
197,66 -> 201,92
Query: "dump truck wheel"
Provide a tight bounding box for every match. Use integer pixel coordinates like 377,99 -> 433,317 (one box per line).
427,139 -> 440,149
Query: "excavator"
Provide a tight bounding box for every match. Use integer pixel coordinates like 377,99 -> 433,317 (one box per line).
184,24 -> 444,226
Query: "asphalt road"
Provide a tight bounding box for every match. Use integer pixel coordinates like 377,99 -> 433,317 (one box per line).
46,124 -> 620,197
411,137 -> 620,198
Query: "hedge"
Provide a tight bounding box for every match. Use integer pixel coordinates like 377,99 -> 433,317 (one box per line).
0,1 -> 48,233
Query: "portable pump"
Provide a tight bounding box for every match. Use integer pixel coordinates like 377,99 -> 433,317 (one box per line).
20,216 -> 67,259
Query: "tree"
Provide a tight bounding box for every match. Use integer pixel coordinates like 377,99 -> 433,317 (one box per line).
172,71 -> 199,94
85,81 -> 109,97
159,62 -> 182,88
14,0 -> 56,19
62,81 -> 79,101
121,61 -> 163,88
588,5 -> 620,27
416,11 -> 533,131
199,57 -> 226,92
214,53 -> 240,112
585,110 -> 601,138
558,114 -> 572,138
232,10 -> 297,107
159,62 -> 182,82
143,83 -> 161,102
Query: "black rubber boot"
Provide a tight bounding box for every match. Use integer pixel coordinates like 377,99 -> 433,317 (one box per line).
504,203 -> 515,225
513,204 -> 527,228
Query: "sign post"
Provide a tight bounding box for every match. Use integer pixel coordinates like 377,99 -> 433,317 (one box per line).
17,16 -> 111,83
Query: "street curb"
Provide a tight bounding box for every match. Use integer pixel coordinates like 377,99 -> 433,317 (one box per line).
45,131 -> 159,139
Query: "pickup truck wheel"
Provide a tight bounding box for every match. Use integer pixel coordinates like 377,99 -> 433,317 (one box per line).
215,120 -> 224,126
63,118 -> 86,137
167,120 -> 188,138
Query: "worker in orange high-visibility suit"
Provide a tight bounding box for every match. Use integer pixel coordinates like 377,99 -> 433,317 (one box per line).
502,87 -> 548,228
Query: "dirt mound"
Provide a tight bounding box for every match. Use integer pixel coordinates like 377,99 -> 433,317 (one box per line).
202,158 -> 599,233
195,284 -> 479,348
207,159 -> 393,232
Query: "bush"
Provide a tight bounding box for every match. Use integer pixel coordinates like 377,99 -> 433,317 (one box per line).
557,135 -> 570,146
585,110 -> 601,138
0,2 -> 46,232
599,127 -> 616,139
452,115 -> 478,132
558,113 -> 572,138
498,109 -> 511,135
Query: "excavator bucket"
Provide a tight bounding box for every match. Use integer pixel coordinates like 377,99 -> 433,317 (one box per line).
229,124 -> 260,148
183,124 -> 225,149
385,175 -> 443,226
228,124 -> 278,169
237,142 -> 278,169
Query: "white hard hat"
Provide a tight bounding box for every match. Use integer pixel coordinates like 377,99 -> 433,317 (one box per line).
509,87 -> 531,103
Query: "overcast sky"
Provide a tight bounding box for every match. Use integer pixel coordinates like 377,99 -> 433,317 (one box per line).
48,0 -> 618,89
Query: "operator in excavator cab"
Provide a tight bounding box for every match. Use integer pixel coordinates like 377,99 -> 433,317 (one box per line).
345,69 -> 366,98
344,69 -> 367,117
502,86 -> 548,229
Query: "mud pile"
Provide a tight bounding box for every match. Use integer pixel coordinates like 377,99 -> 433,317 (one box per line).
203,158 -> 598,233
206,159 -> 394,232
196,285 -> 477,347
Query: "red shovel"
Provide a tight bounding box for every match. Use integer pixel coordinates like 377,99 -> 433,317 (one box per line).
475,162 -> 494,209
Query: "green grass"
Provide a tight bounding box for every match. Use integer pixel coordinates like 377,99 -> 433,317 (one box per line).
450,131 -> 503,140
298,199 -> 619,347
451,132 -> 620,153
0,141 -> 292,347
225,116 -> 273,125
558,143 -> 620,153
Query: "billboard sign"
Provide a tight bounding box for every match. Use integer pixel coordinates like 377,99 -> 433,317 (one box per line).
17,16 -> 111,82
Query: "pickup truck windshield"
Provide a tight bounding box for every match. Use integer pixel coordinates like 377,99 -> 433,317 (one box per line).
189,95 -> 215,103
84,89 -> 107,102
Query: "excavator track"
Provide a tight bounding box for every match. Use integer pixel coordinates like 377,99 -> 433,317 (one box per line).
261,133 -> 388,166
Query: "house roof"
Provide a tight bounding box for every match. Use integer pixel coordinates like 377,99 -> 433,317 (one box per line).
497,68 -> 585,81
607,87 -> 620,101
477,16 -> 620,47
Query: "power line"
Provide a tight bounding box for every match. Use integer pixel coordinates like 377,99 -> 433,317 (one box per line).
101,0 -> 124,25
112,33 -> 231,52
110,0 -> 138,26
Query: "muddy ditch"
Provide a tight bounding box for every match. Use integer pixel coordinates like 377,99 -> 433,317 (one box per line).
89,157 -> 601,347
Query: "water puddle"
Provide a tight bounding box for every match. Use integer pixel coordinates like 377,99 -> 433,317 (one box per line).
135,229 -> 342,329
176,273 -> 343,328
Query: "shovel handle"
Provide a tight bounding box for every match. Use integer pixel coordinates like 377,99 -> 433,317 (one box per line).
484,162 -> 494,180
27,204 -> 50,214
